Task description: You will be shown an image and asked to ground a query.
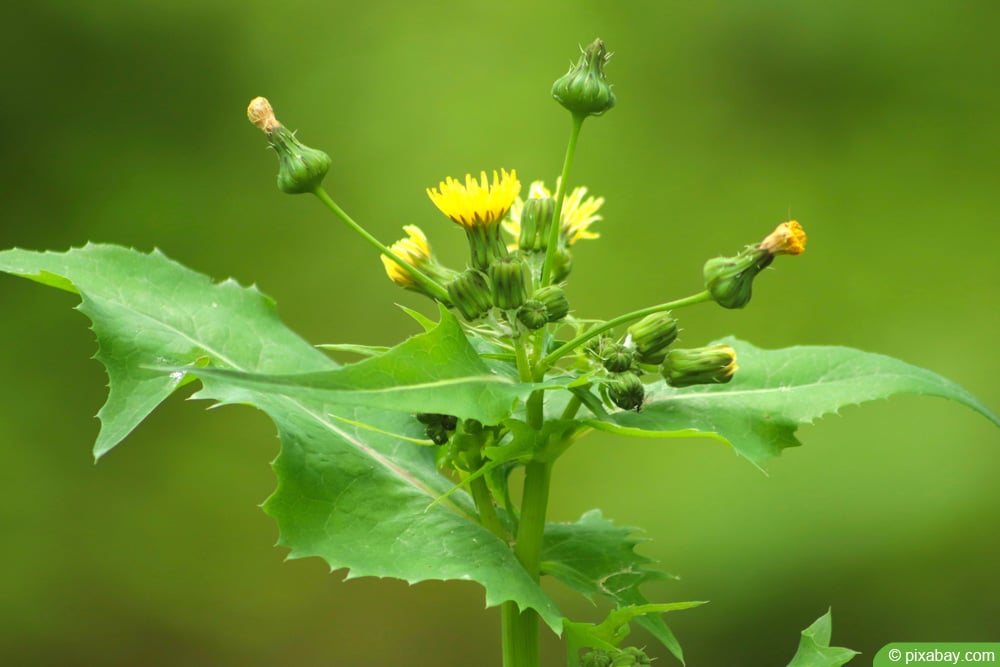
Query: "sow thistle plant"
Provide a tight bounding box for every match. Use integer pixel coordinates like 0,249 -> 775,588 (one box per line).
2,39 -> 998,667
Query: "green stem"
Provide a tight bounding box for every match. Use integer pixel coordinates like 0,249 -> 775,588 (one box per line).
560,393 -> 583,421
540,114 -> 585,286
512,332 -> 534,384
502,459 -> 553,667
312,187 -> 451,302
534,290 -> 714,378
469,474 -> 504,539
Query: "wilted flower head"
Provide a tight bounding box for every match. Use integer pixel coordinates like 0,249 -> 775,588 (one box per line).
760,220 -> 807,256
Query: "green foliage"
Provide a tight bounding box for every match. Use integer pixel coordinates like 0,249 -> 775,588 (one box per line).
599,339 -> 1000,468
1,243 -> 995,664
0,244 -> 332,460
544,510 -> 701,663
786,610 -> 860,667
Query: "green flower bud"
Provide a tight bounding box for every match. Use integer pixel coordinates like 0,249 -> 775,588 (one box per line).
518,196 -> 555,251
425,422 -> 450,445
552,39 -> 617,118
613,647 -> 651,667
703,248 -> 773,309
627,312 -> 679,364
581,651 -> 614,667
488,256 -> 530,310
704,221 -> 807,309
447,270 -> 492,320
517,300 -> 548,331
587,334 -> 613,357
534,285 -> 570,322
600,342 -> 634,372
661,344 -> 738,388
550,246 -> 574,282
607,372 -> 645,412
415,413 -> 457,445
247,97 -> 331,194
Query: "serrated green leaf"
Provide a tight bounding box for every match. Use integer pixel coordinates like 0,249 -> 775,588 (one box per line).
544,510 -> 703,663
786,609 -> 859,667
604,337 -> 1000,468
186,307 -> 568,425
0,244 -> 563,631
0,244 -> 331,459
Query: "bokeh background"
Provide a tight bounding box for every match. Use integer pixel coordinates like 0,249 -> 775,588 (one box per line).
2,2 -> 998,665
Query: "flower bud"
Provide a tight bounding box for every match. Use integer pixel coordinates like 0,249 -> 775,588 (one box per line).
661,345 -> 738,388
415,413 -> 458,445
518,196 -> 555,251
704,221 -> 807,309
550,246 -> 574,283
381,225 -> 457,299
447,270 -> 492,321
552,39 -> 616,118
247,97 -> 331,194
607,372 -> 645,412
587,335 -> 613,357
581,651 -> 614,667
533,285 -> 570,322
488,256 -> 530,310
627,312 -> 679,364
615,647 -> 652,666
517,300 -> 548,330
600,342 -> 634,373
425,422 -> 450,445
703,248 -> 773,309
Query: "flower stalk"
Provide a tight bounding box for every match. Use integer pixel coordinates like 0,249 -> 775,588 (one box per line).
312,188 -> 451,303
541,114 -> 585,286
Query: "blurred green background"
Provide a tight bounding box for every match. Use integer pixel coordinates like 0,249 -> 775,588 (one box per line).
2,1 -> 998,665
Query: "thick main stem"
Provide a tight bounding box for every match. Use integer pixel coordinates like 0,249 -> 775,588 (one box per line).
502,111 -> 585,667
500,383 -> 551,667
502,458 -> 553,667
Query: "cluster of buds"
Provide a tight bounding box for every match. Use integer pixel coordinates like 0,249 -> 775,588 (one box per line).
581,646 -> 651,667
591,310 -> 738,412
416,413 -> 458,445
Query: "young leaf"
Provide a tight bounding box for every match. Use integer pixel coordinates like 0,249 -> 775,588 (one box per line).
543,510 -> 704,663
602,338 -> 1000,468
0,244 -> 564,631
786,609 -> 859,667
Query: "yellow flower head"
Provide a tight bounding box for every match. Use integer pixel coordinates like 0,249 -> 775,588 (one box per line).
760,220 -> 807,256
426,169 -> 521,229
504,179 -> 604,246
381,225 -> 431,287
